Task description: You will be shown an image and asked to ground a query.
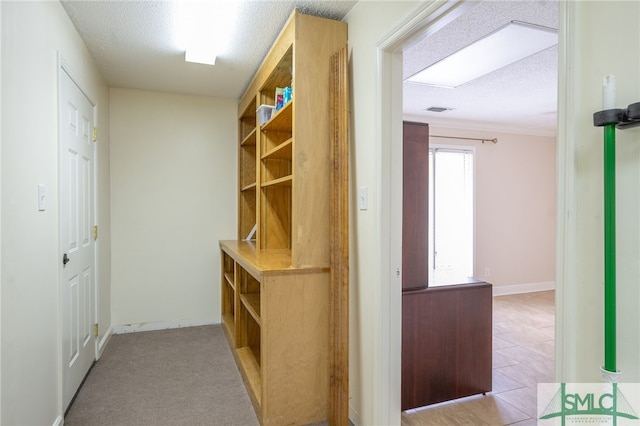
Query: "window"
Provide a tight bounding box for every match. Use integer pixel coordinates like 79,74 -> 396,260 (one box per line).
428,147 -> 474,281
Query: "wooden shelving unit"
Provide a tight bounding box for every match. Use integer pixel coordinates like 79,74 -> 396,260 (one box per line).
239,97 -> 258,241
220,9 -> 347,425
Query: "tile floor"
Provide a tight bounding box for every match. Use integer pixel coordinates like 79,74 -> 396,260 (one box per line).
402,290 -> 555,426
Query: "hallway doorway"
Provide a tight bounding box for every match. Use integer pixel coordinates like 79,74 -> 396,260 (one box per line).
378,0 -> 559,421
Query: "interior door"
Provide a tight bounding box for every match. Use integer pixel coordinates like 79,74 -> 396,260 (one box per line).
59,62 -> 96,410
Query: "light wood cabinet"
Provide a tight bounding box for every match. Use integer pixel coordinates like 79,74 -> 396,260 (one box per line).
221,9 -> 346,425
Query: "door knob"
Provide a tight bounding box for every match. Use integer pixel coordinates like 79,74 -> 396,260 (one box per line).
63,253 -> 70,266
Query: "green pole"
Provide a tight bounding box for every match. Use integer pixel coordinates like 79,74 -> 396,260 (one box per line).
604,123 -> 616,373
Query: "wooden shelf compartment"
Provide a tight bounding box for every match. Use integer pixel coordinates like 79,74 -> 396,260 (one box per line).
262,156 -> 291,183
262,137 -> 292,160
224,272 -> 235,290
241,127 -> 257,146
241,293 -> 261,326
261,46 -> 293,107
221,313 -> 236,345
260,186 -> 291,250
261,100 -> 293,132
236,346 -> 262,410
240,144 -> 257,189
262,128 -> 291,155
221,251 -> 236,346
238,266 -> 260,294
240,97 -> 257,141
239,304 -> 261,367
222,252 -> 235,276
239,189 -> 257,241
222,281 -> 235,320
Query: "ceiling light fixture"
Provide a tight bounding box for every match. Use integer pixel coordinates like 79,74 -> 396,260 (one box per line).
174,1 -> 238,66
406,21 -> 557,88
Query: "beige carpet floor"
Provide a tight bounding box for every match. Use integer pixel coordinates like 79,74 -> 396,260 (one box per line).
64,325 -> 259,426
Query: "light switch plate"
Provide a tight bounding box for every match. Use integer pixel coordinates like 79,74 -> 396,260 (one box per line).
359,186 -> 368,211
38,184 -> 46,211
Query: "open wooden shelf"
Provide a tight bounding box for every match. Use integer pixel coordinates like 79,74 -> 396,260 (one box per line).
262,101 -> 293,132
241,182 -> 257,192
241,128 -> 257,146
236,346 -> 262,406
261,175 -> 292,188
262,138 -> 292,160
241,293 -> 261,325
224,272 -> 235,290
222,313 -> 235,344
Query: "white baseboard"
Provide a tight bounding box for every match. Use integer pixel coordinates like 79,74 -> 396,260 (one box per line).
112,319 -> 218,334
53,415 -> 64,426
349,404 -> 363,426
492,281 -> 555,297
96,325 -> 113,359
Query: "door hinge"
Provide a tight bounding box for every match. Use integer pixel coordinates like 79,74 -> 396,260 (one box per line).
93,225 -> 98,241
93,323 -> 99,338
93,127 -> 98,142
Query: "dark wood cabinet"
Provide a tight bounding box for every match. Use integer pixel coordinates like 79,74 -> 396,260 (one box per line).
402,121 -> 430,291
401,281 -> 492,410
401,121 -> 492,410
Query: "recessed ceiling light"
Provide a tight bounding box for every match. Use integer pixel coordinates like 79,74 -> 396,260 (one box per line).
185,48 -> 217,66
174,1 -> 238,66
407,21 -> 557,88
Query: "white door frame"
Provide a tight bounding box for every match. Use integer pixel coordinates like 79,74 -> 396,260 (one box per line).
376,0 -> 566,422
57,53 -> 99,411
375,2 -> 471,422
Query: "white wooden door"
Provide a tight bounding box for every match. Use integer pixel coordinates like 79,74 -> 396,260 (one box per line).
59,62 -> 96,411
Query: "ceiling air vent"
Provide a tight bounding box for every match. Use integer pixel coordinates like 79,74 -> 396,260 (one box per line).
425,106 -> 453,113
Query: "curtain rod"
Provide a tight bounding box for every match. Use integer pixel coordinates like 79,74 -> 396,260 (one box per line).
431,134 -> 498,144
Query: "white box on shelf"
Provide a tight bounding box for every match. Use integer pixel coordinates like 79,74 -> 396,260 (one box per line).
257,104 -> 275,126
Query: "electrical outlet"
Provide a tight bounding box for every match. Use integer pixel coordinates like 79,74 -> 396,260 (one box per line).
484,267 -> 491,277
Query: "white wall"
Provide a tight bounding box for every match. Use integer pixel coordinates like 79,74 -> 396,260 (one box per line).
344,2 -> 419,424
109,88 -> 236,331
415,125 -> 557,294
345,1 -> 631,424
1,1 -> 110,424
557,1 -> 640,382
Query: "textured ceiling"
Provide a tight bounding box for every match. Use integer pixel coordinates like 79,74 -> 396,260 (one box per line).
403,0 -> 558,136
61,0 -> 357,99
61,0 -> 558,135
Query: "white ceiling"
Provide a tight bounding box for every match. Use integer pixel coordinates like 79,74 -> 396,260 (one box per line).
403,0 -> 558,136
60,0 -> 357,99
61,0 -> 558,136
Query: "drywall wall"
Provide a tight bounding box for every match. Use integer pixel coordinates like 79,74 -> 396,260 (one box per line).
1,1 -> 110,424
343,2 -> 420,424
557,1 -> 640,383
408,125 -> 557,294
110,88 -> 236,331
347,1 -> 640,423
